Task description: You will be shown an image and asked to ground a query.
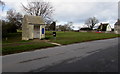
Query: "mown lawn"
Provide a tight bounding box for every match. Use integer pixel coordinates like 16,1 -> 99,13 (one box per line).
2,33 -> 56,55
46,31 -> 120,45
2,31 -> 120,55
2,42 -> 56,55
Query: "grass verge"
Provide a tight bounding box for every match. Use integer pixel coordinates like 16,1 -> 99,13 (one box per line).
2,31 -> 120,55
46,31 -> 120,45
2,42 -> 56,55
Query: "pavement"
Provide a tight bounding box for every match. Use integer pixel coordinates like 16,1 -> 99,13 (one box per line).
2,37 -> 119,72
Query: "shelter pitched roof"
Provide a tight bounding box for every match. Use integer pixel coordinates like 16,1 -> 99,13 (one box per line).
24,15 -> 45,25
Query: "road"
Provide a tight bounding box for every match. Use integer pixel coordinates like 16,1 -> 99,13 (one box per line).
2,38 -> 119,72
40,41 -> 118,72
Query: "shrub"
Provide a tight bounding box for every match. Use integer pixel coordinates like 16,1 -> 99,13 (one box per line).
2,21 -> 17,37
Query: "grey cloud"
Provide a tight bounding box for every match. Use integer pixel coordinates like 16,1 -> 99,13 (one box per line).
53,2 -> 117,25
2,1 -> 118,29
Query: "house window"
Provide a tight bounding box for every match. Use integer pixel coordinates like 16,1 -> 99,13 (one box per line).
42,28 -> 44,34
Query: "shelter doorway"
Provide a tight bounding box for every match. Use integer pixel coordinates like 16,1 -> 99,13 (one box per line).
34,26 -> 40,38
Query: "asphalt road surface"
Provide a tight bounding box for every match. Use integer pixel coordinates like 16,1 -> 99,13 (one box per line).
2,38 -> 119,73
40,41 -> 118,72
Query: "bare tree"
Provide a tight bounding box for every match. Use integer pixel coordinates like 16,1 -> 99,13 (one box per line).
0,0 -> 5,11
66,22 -> 74,31
22,0 -> 54,23
85,17 -> 99,30
7,9 -> 23,29
56,22 -> 74,31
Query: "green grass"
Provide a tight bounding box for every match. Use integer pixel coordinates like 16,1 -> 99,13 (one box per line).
2,32 -> 56,55
17,29 -> 22,32
2,42 -> 56,55
2,31 -> 120,55
46,31 -> 120,45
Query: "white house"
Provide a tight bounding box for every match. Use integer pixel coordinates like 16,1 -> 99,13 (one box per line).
98,23 -> 112,32
22,15 -> 45,40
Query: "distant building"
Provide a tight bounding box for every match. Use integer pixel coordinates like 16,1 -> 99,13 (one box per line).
80,27 -> 92,31
22,15 -> 45,40
114,19 -> 120,34
97,23 -> 112,32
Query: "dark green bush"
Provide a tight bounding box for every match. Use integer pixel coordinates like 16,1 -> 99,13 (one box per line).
2,21 -> 17,37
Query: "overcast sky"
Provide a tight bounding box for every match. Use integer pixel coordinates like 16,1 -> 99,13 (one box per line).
0,0 -> 119,30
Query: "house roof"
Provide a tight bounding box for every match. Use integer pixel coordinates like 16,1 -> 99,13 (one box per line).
24,15 -> 45,25
100,23 -> 109,25
97,23 -> 111,30
115,19 -> 120,25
